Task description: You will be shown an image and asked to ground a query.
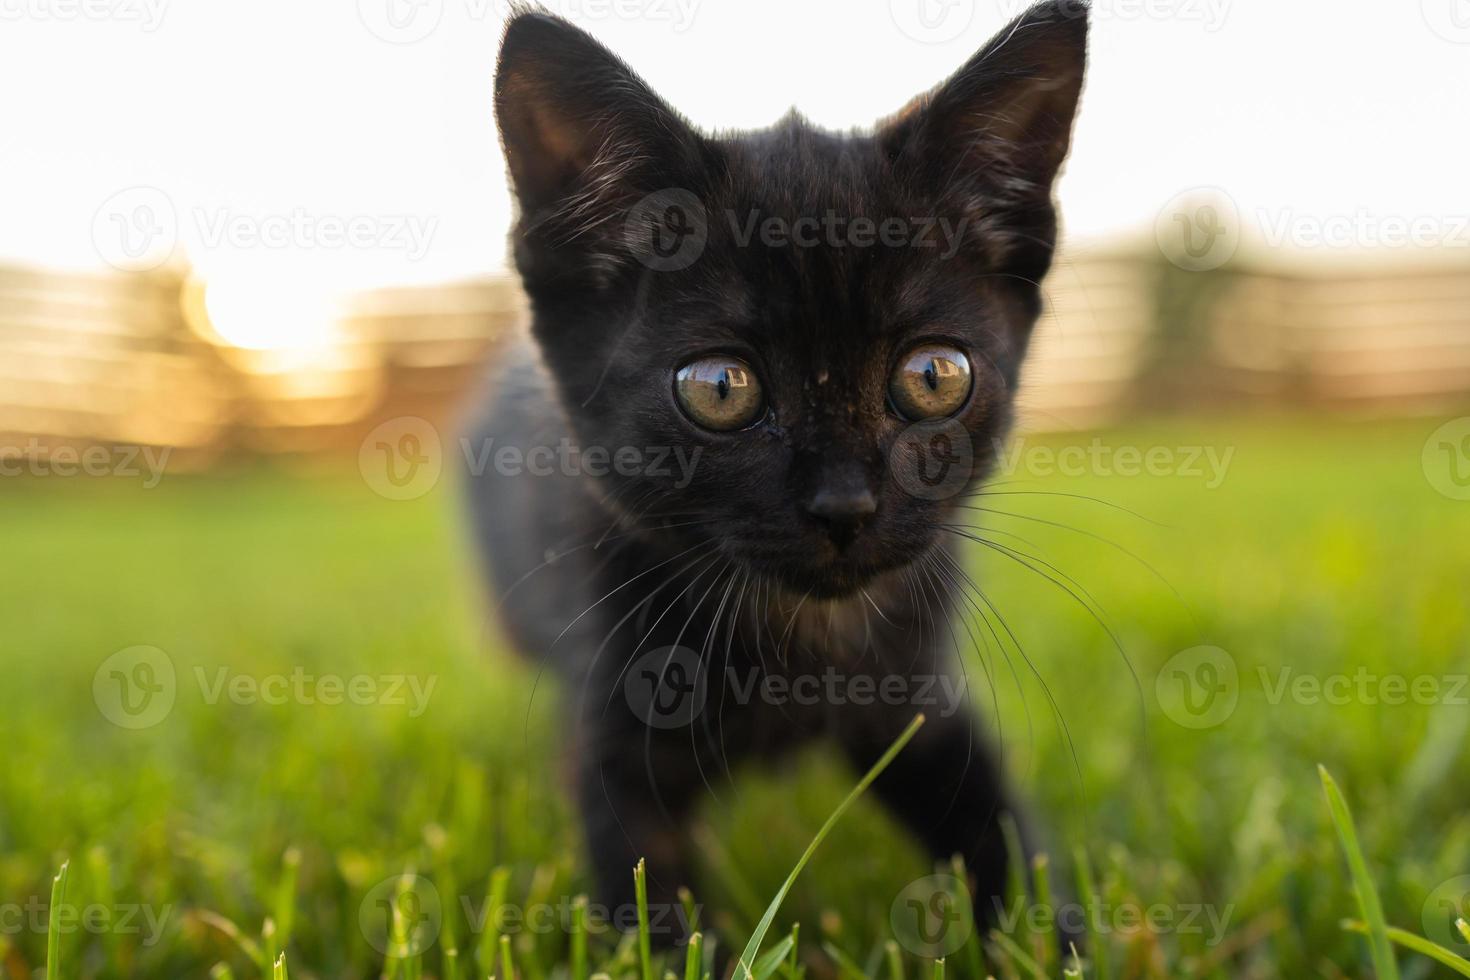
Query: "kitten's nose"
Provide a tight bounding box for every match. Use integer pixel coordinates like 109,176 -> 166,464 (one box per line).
804,483 -> 878,546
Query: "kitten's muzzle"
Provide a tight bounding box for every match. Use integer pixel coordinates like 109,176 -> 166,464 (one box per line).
803,484 -> 878,549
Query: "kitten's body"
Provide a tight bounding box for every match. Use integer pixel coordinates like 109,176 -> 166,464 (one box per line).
466,0 -> 1087,938
468,345 -> 1010,924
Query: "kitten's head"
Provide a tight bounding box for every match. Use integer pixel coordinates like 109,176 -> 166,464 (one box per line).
495,2 -> 1087,599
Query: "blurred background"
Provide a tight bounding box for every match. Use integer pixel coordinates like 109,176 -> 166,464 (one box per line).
4,1 -> 1470,977
3,0 -> 1469,454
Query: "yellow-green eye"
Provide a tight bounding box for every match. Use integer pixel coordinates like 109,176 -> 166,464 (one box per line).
889,343 -> 972,420
674,356 -> 765,431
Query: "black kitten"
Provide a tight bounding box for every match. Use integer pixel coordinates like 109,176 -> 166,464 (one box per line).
466,0 -> 1087,943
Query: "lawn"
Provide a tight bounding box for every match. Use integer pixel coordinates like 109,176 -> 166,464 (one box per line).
2,415 -> 1468,978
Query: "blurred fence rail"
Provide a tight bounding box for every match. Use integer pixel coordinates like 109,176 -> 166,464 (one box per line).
1018,247 -> 1156,427
1205,257 -> 1470,411
0,265 -> 232,458
0,263 -> 521,467
1,248 -> 1468,466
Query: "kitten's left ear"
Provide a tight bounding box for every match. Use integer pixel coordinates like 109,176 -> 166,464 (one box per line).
883,1 -> 1088,211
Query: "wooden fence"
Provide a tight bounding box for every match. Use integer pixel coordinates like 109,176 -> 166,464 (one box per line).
2,248 -> 1467,461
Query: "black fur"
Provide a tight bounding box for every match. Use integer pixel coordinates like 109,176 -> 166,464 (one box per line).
466,0 -> 1087,943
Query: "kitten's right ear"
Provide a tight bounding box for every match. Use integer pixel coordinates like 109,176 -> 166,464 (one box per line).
494,12 -> 701,224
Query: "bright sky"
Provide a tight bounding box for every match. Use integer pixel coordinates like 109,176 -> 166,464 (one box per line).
2,0 -> 1467,291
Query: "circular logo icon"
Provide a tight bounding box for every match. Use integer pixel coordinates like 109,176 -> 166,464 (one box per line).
360,874 -> 442,958
1155,187 -> 1240,272
888,0 -> 976,44
1422,417 -> 1470,500
357,0 -> 443,43
624,189 -> 708,272
94,646 -> 177,729
1155,646 -> 1238,729
359,417 -> 442,501
92,186 -> 178,272
889,417 -> 974,501
623,646 -> 707,729
1422,0 -> 1470,43
1422,875 -> 1470,955
891,874 -> 973,957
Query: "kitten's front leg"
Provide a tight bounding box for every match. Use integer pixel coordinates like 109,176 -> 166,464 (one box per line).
573,707 -> 704,948
837,704 -> 1028,935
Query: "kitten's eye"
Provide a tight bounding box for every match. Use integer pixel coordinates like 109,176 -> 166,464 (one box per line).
674,356 -> 765,432
888,343 -> 973,420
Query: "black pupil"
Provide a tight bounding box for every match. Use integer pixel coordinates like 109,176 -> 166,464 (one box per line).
716,371 -> 730,400
924,361 -> 939,391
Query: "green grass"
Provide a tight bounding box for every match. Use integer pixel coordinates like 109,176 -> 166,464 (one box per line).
3,414 -> 1470,977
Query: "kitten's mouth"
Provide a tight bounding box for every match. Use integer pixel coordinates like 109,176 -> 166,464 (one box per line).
729,541 -> 927,600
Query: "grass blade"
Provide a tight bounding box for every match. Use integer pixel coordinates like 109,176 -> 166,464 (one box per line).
1072,847 -> 1106,980
702,933 -> 717,980
949,855 -> 985,980
479,867 -> 512,974
884,940 -> 903,980
679,887 -> 700,935
196,910 -> 267,971
1319,766 -> 1399,980
1000,815 -> 1026,916
571,895 -> 589,980
821,941 -> 865,980
500,932 -> 515,980
46,860 -> 69,980
684,932 -> 704,980
635,858 -> 654,980
734,714 -> 926,979
752,935 -> 795,980
1342,920 -> 1470,977
1031,855 -> 1055,972
1064,942 -> 1083,978
383,873 -> 426,979
988,930 -> 1048,980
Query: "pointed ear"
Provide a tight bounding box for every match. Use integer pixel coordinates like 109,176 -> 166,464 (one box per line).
494,11 -> 704,266
881,1 -> 1087,261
